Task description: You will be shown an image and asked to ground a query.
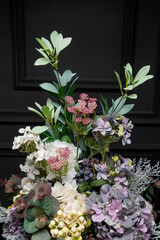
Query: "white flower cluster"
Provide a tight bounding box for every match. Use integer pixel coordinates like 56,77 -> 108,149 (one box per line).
19,138 -> 80,185
52,180 -> 86,213
0,206 -> 7,223
12,126 -> 41,150
129,157 -> 160,193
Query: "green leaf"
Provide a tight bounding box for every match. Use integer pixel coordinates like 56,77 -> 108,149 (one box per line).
32,126 -> 49,134
119,104 -> 134,115
51,101 -> 64,114
58,115 -> 66,125
147,185 -> 154,195
35,48 -> 49,59
115,71 -> 123,95
35,102 -> 42,111
41,106 -> 50,119
125,63 -> 133,75
54,123 -> 61,140
36,38 -> 48,50
50,31 -> 58,47
101,95 -> 108,114
54,106 -> 61,123
78,182 -> 91,193
28,107 -> 45,119
134,65 -> 150,82
127,94 -> 137,99
99,100 -> 105,115
24,218 -> 38,234
67,76 -> 79,95
40,83 -> 58,94
55,34 -> 72,54
145,192 -> 152,202
46,98 -> 54,111
123,85 -> 133,91
41,37 -> 53,52
79,136 -> 87,151
58,86 -> 66,99
34,58 -> 50,66
61,135 -> 72,143
61,70 -> 76,86
133,75 -> 153,88
31,229 -> 51,240
90,179 -> 107,187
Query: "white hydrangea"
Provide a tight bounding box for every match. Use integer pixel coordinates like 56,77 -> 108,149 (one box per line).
20,157 -> 40,180
52,180 -> 86,213
35,140 -> 81,183
12,126 -> 41,150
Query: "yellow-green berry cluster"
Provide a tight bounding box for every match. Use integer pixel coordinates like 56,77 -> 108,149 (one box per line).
49,209 -> 87,240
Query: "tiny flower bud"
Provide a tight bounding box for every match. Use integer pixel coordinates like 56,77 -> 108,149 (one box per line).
79,216 -> 84,222
50,220 -> 56,227
71,209 -> 77,216
62,227 -> 69,234
58,230 -> 63,237
58,221 -> 65,228
77,210 -> 83,216
57,210 -> 63,216
71,227 -> 77,233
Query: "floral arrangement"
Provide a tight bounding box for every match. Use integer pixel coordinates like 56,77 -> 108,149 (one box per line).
1,30 -> 160,240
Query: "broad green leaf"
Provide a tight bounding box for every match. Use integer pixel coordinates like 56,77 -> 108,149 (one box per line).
56,36 -> 72,54
55,33 -> 63,54
32,126 -> 49,134
123,85 -> 133,91
133,75 -> 153,88
54,106 -> 61,123
66,76 -> 79,95
61,135 -> 72,143
58,86 -> 66,99
28,107 -> 45,119
79,136 -> 87,151
41,37 -> 53,52
90,179 -> 107,187
52,101 -> 64,114
61,70 -> 76,86
42,106 -> 50,118
46,98 -> 54,111
127,94 -> 137,99
119,104 -> 134,115
134,65 -> 150,82
40,83 -> 58,94
35,102 -> 42,111
78,182 -> 91,193
35,48 -> 49,59
36,38 -> 48,50
114,71 -> 123,95
113,97 -> 126,113
34,58 -> 50,66
31,229 -> 51,240
125,63 -> 133,75
50,31 -> 58,47
24,218 -> 38,234
58,115 -> 66,125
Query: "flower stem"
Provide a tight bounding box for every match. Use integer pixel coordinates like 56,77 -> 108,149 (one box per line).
76,134 -> 79,161
91,149 -> 95,177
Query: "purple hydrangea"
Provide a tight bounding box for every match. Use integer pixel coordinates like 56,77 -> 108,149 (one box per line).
94,164 -> 109,180
86,184 -> 152,240
2,206 -> 29,240
93,117 -> 115,136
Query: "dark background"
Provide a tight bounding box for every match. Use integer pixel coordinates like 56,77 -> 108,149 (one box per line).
0,0 -> 160,206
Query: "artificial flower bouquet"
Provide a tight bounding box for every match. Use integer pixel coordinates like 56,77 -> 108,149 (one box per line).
1,30 -> 160,240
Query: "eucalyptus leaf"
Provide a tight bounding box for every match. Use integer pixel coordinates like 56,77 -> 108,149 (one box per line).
41,37 -> 53,52
28,107 -> 45,119
31,229 -> 51,240
127,94 -> 137,99
35,102 -> 42,111
60,70 -> 76,86
114,71 -> 123,95
40,83 -> 58,94
34,58 -> 50,66
125,63 -> 133,75
134,65 -> 150,82
54,106 -> 61,123
50,30 -> 58,47
32,126 -> 49,134
133,75 -> 153,88
119,104 -> 134,115
46,98 -> 54,110
35,48 -> 49,59
36,38 -> 48,50
123,85 -> 133,91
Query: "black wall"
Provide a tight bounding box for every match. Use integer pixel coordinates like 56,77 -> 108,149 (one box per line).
0,0 -> 160,188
